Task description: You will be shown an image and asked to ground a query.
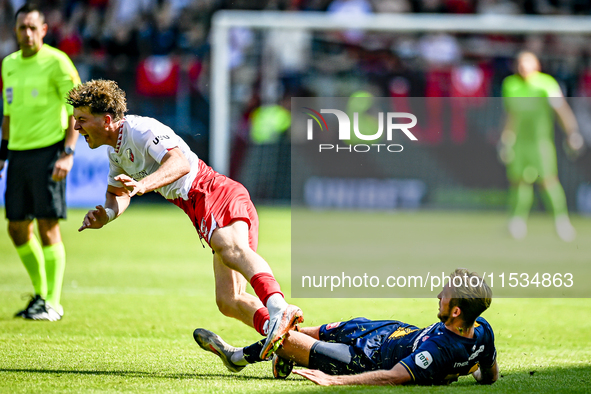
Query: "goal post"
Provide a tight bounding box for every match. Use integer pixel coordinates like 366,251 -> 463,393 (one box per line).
210,10 -> 591,175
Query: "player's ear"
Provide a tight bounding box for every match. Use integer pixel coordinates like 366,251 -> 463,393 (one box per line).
451,305 -> 462,319
103,114 -> 113,127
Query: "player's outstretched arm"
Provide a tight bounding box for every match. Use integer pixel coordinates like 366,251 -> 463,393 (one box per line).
498,115 -> 515,165
294,363 -> 411,386
553,99 -> 584,155
114,148 -> 190,197
472,360 -> 498,384
79,186 -> 130,231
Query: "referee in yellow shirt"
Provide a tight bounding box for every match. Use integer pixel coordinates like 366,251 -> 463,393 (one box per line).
1,3 -> 80,321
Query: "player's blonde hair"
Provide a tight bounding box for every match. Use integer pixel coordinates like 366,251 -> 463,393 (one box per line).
448,268 -> 492,325
67,79 -> 128,121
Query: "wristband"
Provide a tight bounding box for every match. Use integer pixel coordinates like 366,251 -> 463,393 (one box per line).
105,208 -> 116,223
0,139 -> 8,161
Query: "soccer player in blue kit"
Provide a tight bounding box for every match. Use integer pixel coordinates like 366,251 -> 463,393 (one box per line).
194,268 -> 498,386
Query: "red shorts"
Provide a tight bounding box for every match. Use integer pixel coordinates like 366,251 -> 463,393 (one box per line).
169,160 -> 259,251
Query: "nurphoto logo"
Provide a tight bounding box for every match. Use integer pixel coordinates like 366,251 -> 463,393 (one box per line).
303,107 -> 418,153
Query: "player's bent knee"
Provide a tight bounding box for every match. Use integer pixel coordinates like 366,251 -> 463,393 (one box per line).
7,221 -> 32,245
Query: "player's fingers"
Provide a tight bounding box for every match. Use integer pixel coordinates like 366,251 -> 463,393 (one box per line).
293,369 -> 315,379
114,174 -> 132,182
79,216 -> 91,232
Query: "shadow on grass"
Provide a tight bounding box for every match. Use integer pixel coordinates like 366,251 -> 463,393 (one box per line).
0,368 -> 273,381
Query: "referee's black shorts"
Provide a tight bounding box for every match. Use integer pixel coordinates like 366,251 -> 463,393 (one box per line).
5,140 -> 67,221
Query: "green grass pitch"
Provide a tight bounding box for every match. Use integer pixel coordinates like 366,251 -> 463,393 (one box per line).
0,205 -> 590,393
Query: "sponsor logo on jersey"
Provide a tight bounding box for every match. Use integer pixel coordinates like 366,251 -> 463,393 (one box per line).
130,170 -> 149,181
454,361 -> 469,368
326,322 -> 341,330
468,345 -> 485,361
153,135 -> 171,145
6,87 -> 13,104
415,351 -> 433,369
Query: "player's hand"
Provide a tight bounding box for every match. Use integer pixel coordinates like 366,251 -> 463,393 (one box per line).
114,174 -> 146,197
497,130 -> 515,165
293,369 -> 336,386
564,132 -> 585,160
79,205 -> 109,232
52,154 -> 74,182
496,141 -> 514,165
0,159 -> 5,179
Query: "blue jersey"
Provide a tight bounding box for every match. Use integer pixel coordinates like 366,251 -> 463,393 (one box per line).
318,317 -> 496,385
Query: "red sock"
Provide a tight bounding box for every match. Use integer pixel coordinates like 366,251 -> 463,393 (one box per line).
253,307 -> 270,336
250,272 -> 283,306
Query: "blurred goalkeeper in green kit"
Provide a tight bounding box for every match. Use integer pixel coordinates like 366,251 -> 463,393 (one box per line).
500,51 -> 584,241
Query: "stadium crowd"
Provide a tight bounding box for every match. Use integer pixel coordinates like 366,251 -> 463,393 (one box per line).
1,0 -> 591,199
1,0 -> 590,124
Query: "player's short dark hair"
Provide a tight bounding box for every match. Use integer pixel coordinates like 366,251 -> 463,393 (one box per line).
15,3 -> 45,22
67,80 -> 128,121
448,268 -> 492,326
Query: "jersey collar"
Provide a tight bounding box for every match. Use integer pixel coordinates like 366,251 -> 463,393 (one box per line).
114,118 -> 126,154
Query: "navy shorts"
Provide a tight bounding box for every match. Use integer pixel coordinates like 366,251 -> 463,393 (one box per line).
310,318 -> 401,375
5,140 -> 67,221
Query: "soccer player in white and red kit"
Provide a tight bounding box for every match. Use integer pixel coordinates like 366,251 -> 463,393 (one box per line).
67,79 -> 302,359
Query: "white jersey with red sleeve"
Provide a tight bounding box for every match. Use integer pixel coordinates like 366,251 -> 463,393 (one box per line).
107,115 -> 200,200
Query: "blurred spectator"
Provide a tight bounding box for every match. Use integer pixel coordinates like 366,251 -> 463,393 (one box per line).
137,5 -> 179,56
327,0 -> 373,44
415,0 -> 446,13
372,0 -> 411,13
0,23 -> 17,59
229,27 -> 255,69
264,28 -> 311,93
418,33 -> 461,67
477,0 -> 520,14
106,0 -> 157,27
136,55 -> 180,97
135,55 -> 180,124
444,0 -> 475,13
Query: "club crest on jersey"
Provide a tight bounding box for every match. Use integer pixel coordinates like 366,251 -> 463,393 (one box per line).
326,322 -> 341,330
6,87 -> 13,104
126,148 -> 134,162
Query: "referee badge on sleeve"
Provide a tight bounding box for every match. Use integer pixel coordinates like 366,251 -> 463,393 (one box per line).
6,87 -> 13,104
